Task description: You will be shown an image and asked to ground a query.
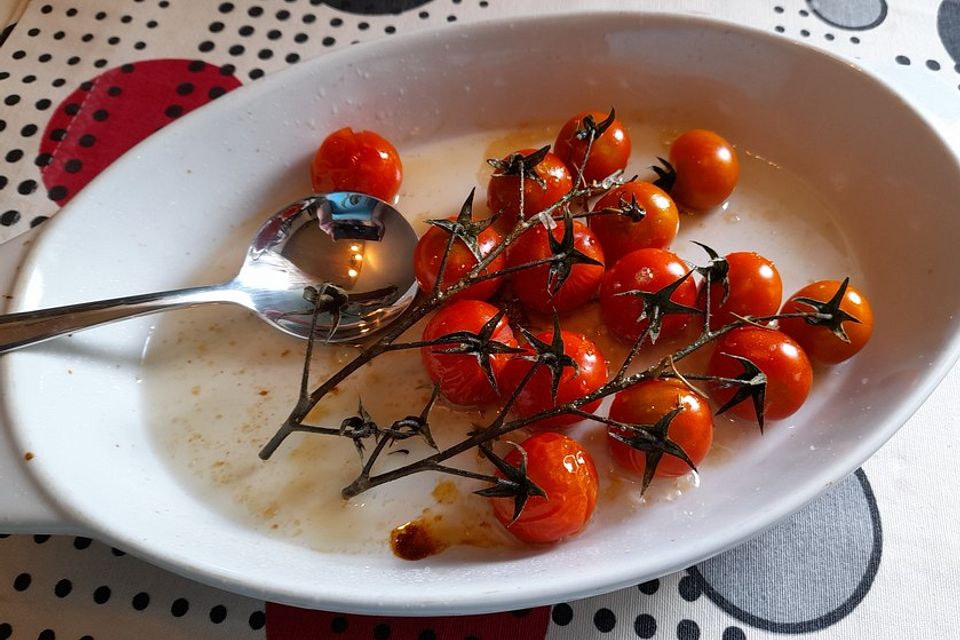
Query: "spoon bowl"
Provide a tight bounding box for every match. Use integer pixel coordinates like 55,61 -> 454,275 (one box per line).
0,192 -> 419,353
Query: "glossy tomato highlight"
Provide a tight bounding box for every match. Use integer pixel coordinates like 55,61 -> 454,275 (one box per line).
310,127 -> 403,203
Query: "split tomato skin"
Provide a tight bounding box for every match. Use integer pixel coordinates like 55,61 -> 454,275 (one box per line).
310,127 -> 403,203
700,251 -> 783,329
420,300 -> 517,406
553,110 -> 632,184
707,326 -> 813,423
589,181 -> 680,264
506,219 -> 605,314
668,129 -> 739,211
778,280 -> 874,364
599,248 -> 699,343
486,148 -> 574,229
491,432 -> 599,545
413,220 -> 505,302
608,379 -> 714,478
501,329 -> 608,430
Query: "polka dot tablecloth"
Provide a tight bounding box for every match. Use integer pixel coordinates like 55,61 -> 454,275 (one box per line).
2,1 -> 960,639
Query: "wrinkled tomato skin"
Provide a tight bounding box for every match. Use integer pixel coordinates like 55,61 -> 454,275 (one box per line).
707,327 -> 813,422
486,148 -> 574,230
501,330 -> 608,430
310,127 -> 403,203
553,110 -> 632,184
491,432 -> 599,544
413,220 -> 505,302
668,129 -> 739,211
778,280 -> 874,364
589,181 -> 680,264
420,300 -> 517,406
507,220 -> 605,313
599,248 -> 698,343
700,251 -> 782,330
608,379 -> 714,478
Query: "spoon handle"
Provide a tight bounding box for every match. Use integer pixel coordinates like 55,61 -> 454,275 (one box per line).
0,284 -> 236,354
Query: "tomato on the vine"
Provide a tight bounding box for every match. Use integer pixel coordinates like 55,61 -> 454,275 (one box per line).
486,148 -> 573,229
700,251 -> 782,329
420,300 -> 517,406
490,432 -> 599,544
668,129 -> 739,211
707,326 -> 812,423
413,219 -> 505,302
553,110 -> 632,185
608,379 -> 713,478
310,127 -> 403,203
778,280 -> 874,364
501,329 -> 608,430
589,181 -> 680,264
506,219 -> 605,313
600,248 -> 699,343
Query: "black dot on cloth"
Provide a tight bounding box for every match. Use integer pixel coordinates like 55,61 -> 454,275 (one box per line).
928,59 -> 942,71
121,62 -> 135,72
4,94 -> 20,106
132,591 -> 150,610
209,21 -> 224,32
95,10 -> 106,18
373,623 -> 390,640
219,63 -> 235,75
51,78 -> 65,87
248,610 -> 266,630
897,55 -> 911,65
54,578 -> 72,597
276,10 -> 290,20
417,630 -> 436,640
108,85 -> 122,96
64,102 -> 81,116
13,572 -> 31,591
35,98 -> 52,110
593,607 -> 616,632
285,53 -> 299,63
165,104 -> 183,118
186,59 -> 205,72
851,36 -> 860,43
64,158 -> 83,174
92,109 -> 109,121
800,29 -> 810,37
171,597 -> 190,617
21,124 -> 38,137
331,616 -> 348,632
267,29 -> 282,39
303,13 -> 317,24
419,11 -> 429,18
146,20 -> 158,28
0,120 -> 5,132
0,623 -> 10,640
638,578 -> 660,594
678,575 -> 701,601
358,21 -> 369,30
385,25 -> 396,33
323,36 -> 335,46
67,56 -> 81,65
249,68 -> 264,79
775,25 -> 785,32
18,179 -> 37,195
229,44 -> 245,55
258,48 -> 273,59
28,27 -> 40,36
108,36 -> 120,44
5,149 -> 23,162
209,605 -> 227,623
94,59 -> 108,68
35,153 -> 53,167
93,585 -> 112,604
37,629 -> 55,640
447,15 -> 456,22
81,33 -> 93,42
295,33 -> 309,43
66,7 -> 77,15
330,17 -> 343,26
677,619 -> 700,640
634,613 -> 657,638
48,185 -> 68,201
551,602 -> 573,626
23,74 -> 37,83
209,86 -> 227,99
722,627 -> 747,640
79,134 -> 96,147
248,5 -> 263,17
1,210 -> 20,226
219,2 -> 234,14
134,41 -> 146,49
38,53 -> 52,62
122,15 -> 132,23
176,82 -> 194,95
30,216 -> 48,228
239,25 -> 254,36
0,176 -> 7,189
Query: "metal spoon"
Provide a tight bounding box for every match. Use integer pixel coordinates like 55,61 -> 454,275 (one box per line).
0,192 -> 420,354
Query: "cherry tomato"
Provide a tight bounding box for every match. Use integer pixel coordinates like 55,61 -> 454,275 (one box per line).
589,181 -> 680,264
707,327 -> 813,423
600,248 -> 699,343
506,219 -> 605,313
501,329 -> 608,430
553,110 -> 632,184
700,251 -> 782,329
778,280 -> 874,364
486,148 -> 573,229
608,379 -> 713,478
413,219 -> 505,302
490,432 -> 599,544
310,127 -> 403,203
420,300 -> 517,406
668,129 -> 739,211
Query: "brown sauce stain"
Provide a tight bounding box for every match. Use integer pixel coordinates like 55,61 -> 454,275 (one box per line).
390,507 -> 518,561
23,452 -> 34,461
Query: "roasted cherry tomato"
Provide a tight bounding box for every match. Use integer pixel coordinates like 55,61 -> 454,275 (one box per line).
486,148 -> 573,229
420,300 -> 517,406
778,280 -> 874,364
506,219 -> 605,313
589,181 -> 680,264
490,432 -> 599,544
600,248 -> 699,343
608,379 -> 713,478
707,327 -> 813,423
310,127 -> 403,203
413,219 -> 505,302
668,129 -> 739,211
553,110 -> 632,184
700,251 -> 782,329
501,329 -> 608,430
